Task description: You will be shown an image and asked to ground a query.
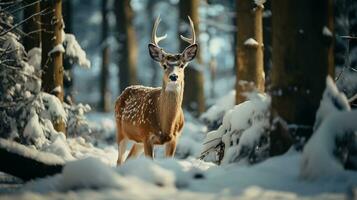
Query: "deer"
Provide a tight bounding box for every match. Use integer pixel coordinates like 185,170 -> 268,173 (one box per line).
115,16 -> 198,165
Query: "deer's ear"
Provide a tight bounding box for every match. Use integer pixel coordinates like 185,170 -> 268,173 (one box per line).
148,43 -> 164,62
182,44 -> 198,62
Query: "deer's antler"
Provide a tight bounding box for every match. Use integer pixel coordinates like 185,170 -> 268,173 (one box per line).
180,16 -> 196,45
151,15 -> 167,46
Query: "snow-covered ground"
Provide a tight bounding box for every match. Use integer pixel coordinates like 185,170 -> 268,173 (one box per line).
1,148 -> 356,199
0,108 -> 356,199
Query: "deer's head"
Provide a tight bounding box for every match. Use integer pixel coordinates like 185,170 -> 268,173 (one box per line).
148,16 -> 198,92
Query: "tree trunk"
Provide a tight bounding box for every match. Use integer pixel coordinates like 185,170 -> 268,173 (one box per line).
114,0 -> 137,93
63,0 -> 74,104
179,0 -> 205,116
99,0 -> 111,112
235,0 -> 264,104
271,0 -> 334,141
41,0 -> 66,134
147,1 -> 160,87
22,0 -> 41,52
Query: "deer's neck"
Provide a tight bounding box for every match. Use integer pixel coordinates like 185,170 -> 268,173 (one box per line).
158,81 -> 184,134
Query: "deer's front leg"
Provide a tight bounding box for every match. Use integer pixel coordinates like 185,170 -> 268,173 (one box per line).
165,139 -> 177,157
144,139 -> 154,159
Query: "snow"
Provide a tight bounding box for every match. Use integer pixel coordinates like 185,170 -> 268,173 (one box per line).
40,92 -> 67,125
313,76 -> 350,131
322,26 -> 333,37
27,48 -> 41,71
118,157 -> 176,187
23,109 -> 45,148
244,38 -> 259,47
47,44 -> 65,56
301,78 -> 356,180
200,90 -> 235,129
201,92 -> 271,164
0,138 -> 64,165
301,109 -> 357,180
254,0 -> 266,7
2,151 -> 356,199
64,34 -> 91,68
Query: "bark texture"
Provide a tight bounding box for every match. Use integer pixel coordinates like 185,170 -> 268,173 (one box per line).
271,0 -> 334,138
114,0 -> 137,93
41,0 -> 66,134
235,0 -> 265,104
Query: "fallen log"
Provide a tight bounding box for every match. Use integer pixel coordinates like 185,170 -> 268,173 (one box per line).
0,138 -> 64,181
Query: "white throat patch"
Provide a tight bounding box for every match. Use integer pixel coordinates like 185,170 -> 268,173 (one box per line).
166,82 -> 181,92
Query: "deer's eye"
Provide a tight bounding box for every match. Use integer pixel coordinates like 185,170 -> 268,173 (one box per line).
179,64 -> 184,68
162,64 -> 168,69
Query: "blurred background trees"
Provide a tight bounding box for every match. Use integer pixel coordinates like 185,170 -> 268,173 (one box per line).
2,0 -> 355,151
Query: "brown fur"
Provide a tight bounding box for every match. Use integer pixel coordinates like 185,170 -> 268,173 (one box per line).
115,72 -> 185,165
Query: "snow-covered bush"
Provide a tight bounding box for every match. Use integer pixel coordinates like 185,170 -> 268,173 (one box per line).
314,76 -> 351,131
0,12 -> 42,142
64,103 -> 91,137
301,77 -> 357,179
200,90 -> 235,131
200,93 -> 271,165
0,10 -> 93,160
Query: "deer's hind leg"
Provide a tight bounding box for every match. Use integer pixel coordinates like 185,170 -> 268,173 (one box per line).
126,143 -> 144,160
116,120 -> 128,166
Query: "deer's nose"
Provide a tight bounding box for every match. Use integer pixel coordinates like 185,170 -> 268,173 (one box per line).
169,74 -> 178,82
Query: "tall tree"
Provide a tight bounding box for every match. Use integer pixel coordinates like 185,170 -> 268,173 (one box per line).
271,0 -> 334,138
179,0 -> 205,115
41,0 -> 66,134
22,0 -> 41,52
235,0 -> 265,104
99,0 -> 111,112
147,0 -> 160,87
114,0 -> 137,93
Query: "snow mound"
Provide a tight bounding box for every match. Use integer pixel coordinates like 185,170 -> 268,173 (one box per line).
118,157 -> 176,187
201,93 -> 271,165
301,77 -> 356,179
301,110 -> 357,180
60,157 -> 122,191
200,90 -> 235,130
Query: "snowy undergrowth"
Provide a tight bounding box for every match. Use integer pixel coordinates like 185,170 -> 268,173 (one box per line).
200,90 -> 235,131
201,93 -> 271,165
2,151 -> 356,199
0,11 -> 103,165
301,76 -> 357,179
